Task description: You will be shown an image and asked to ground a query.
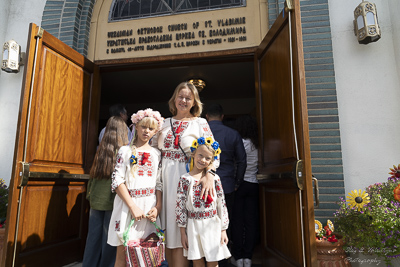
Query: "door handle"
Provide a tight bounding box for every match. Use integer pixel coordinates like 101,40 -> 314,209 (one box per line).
312,175 -> 319,208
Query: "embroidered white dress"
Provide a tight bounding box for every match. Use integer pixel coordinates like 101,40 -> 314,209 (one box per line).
107,145 -> 162,246
176,173 -> 231,261
153,117 -> 218,249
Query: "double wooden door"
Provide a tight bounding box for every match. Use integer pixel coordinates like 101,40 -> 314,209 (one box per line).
3,0 -> 316,266
2,23 -> 100,266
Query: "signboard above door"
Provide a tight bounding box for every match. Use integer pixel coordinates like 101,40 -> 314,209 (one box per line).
88,0 -> 268,61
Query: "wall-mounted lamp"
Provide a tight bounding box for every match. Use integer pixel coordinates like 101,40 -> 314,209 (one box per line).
2,39 -> 24,73
189,79 -> 206,92
353,1 -> 381,44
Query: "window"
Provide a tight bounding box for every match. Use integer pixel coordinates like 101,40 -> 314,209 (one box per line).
109,0 -> 246,22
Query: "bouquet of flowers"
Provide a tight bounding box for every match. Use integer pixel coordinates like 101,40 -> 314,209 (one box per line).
315,219 -> 338,243
334,164 -> 400,265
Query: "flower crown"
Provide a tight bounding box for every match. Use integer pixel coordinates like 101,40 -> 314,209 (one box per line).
131,108 -> 164,131
190,137 -> 221,159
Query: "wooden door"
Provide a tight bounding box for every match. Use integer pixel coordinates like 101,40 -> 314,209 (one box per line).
254,1 -> 317,266
2,23 -> 100,267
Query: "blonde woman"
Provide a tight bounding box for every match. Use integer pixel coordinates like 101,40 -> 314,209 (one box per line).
153,82 -> 219,267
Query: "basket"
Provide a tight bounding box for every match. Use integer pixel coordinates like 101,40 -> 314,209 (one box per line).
123,219 -> 165,267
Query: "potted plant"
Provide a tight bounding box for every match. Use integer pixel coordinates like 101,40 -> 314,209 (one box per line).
334,164 -> 400,266
315,219 -> 351,266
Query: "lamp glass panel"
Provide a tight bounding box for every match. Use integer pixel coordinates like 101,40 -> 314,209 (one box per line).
9,47 -> 18,62
2,49 -> 8,61
366,12 -> 375,26
357,15 -> 364,30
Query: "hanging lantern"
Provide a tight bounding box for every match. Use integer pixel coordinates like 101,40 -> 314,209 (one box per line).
2,39 -> 22,73
353,1 -> 381,44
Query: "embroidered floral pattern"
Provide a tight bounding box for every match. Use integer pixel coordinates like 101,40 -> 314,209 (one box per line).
199,121 -> 213,137
188,209 -> 217,219
115,220 -> 120,231
176,177 -> 190,226
164,120 -> 189,150
137,151 -> 153,176
161,151 -> 186,162
128,187 -> 155,198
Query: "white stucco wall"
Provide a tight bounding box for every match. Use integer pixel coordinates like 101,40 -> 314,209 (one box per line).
0,0 -> 46,185
329,0 -> 400,194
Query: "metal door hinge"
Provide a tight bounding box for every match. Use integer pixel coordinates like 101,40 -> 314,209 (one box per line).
36,27 -> 44,39
285,0 -> 294,11
295,159 -> 304,190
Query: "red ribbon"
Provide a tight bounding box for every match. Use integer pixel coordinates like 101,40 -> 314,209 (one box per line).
202,195 -> 213,207
141,152 -> 150,165
174,122 -> 183,147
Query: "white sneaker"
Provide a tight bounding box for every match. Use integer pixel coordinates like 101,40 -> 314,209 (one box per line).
236,258 -> 244,267
243,258 -> 252,267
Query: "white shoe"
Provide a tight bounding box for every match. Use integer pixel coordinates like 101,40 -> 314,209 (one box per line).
243,258 -> 252,267
236,258 -> 244,267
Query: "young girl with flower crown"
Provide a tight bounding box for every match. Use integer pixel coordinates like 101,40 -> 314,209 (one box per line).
175,137 -> 231,267
107,108 -> 164,267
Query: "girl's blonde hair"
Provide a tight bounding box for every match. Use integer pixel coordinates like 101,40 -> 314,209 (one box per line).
129,116 -> 160,176
168,82 -> 203,117
190,144 -> 216,173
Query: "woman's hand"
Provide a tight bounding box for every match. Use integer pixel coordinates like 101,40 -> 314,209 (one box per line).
130,206 -> 145,221
146,207 -> 158,222
221,230 -> 229,245
196,171 -> 216,199
180,228 -> 189,250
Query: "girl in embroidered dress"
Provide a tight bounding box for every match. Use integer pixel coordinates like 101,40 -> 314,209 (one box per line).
107,108 -> 164,267
152,82 -> 219,267
176,137 -> 231,267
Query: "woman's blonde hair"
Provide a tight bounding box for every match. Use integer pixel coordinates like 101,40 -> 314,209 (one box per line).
168,82 -> 203,117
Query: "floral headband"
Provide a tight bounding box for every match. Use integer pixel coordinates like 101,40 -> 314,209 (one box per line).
190,137 -> 221,160
131,108 -> 164,131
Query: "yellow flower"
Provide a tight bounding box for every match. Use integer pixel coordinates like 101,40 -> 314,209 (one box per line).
205,137 -> 213,145
346,189 -> 370,211
191,140 -> 198,148
215,148 -> 221,156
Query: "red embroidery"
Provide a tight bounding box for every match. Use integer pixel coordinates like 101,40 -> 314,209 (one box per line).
161,151 -> 186,162
164,121 -> 189,150
188,209 -> 217,219
128,187 -> 155,198
137,152 -> 153,176
115,220 -> 120,231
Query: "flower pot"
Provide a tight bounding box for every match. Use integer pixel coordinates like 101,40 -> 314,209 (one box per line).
316,239 -> 351,266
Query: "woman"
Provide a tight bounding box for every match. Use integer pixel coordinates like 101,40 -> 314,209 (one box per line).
83,116 -> 129,267
153,82 -> 218,267
232,115 -> 259,267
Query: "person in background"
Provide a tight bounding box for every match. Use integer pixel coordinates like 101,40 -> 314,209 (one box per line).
231,115 -> 260,267
99,103 -> 133,143
82,116 -> 129,267
205,104 -> 247,267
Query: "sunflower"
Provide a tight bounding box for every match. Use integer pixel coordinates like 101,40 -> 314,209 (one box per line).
389,164 -> 400,179
215,147 -> 221,156
346,189 -> 370,210
205,137 -> 213,145
190,140 -> 199,152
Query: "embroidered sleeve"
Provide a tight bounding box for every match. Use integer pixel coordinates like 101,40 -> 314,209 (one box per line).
199,119 -> 220,169
215,176 -> 229,230
111,147 -> 128,192
176,176 -> 190,227
156,155 -> 163,192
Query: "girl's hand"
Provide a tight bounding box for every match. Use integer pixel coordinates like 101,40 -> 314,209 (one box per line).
221,230 -> 229,245
130,206 -> 145,221
197,171 -> 216,199
146,207 -> 158,222
180,228 -> 189,250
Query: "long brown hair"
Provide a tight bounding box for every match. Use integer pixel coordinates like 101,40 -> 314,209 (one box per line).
90,116 -> 129,179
